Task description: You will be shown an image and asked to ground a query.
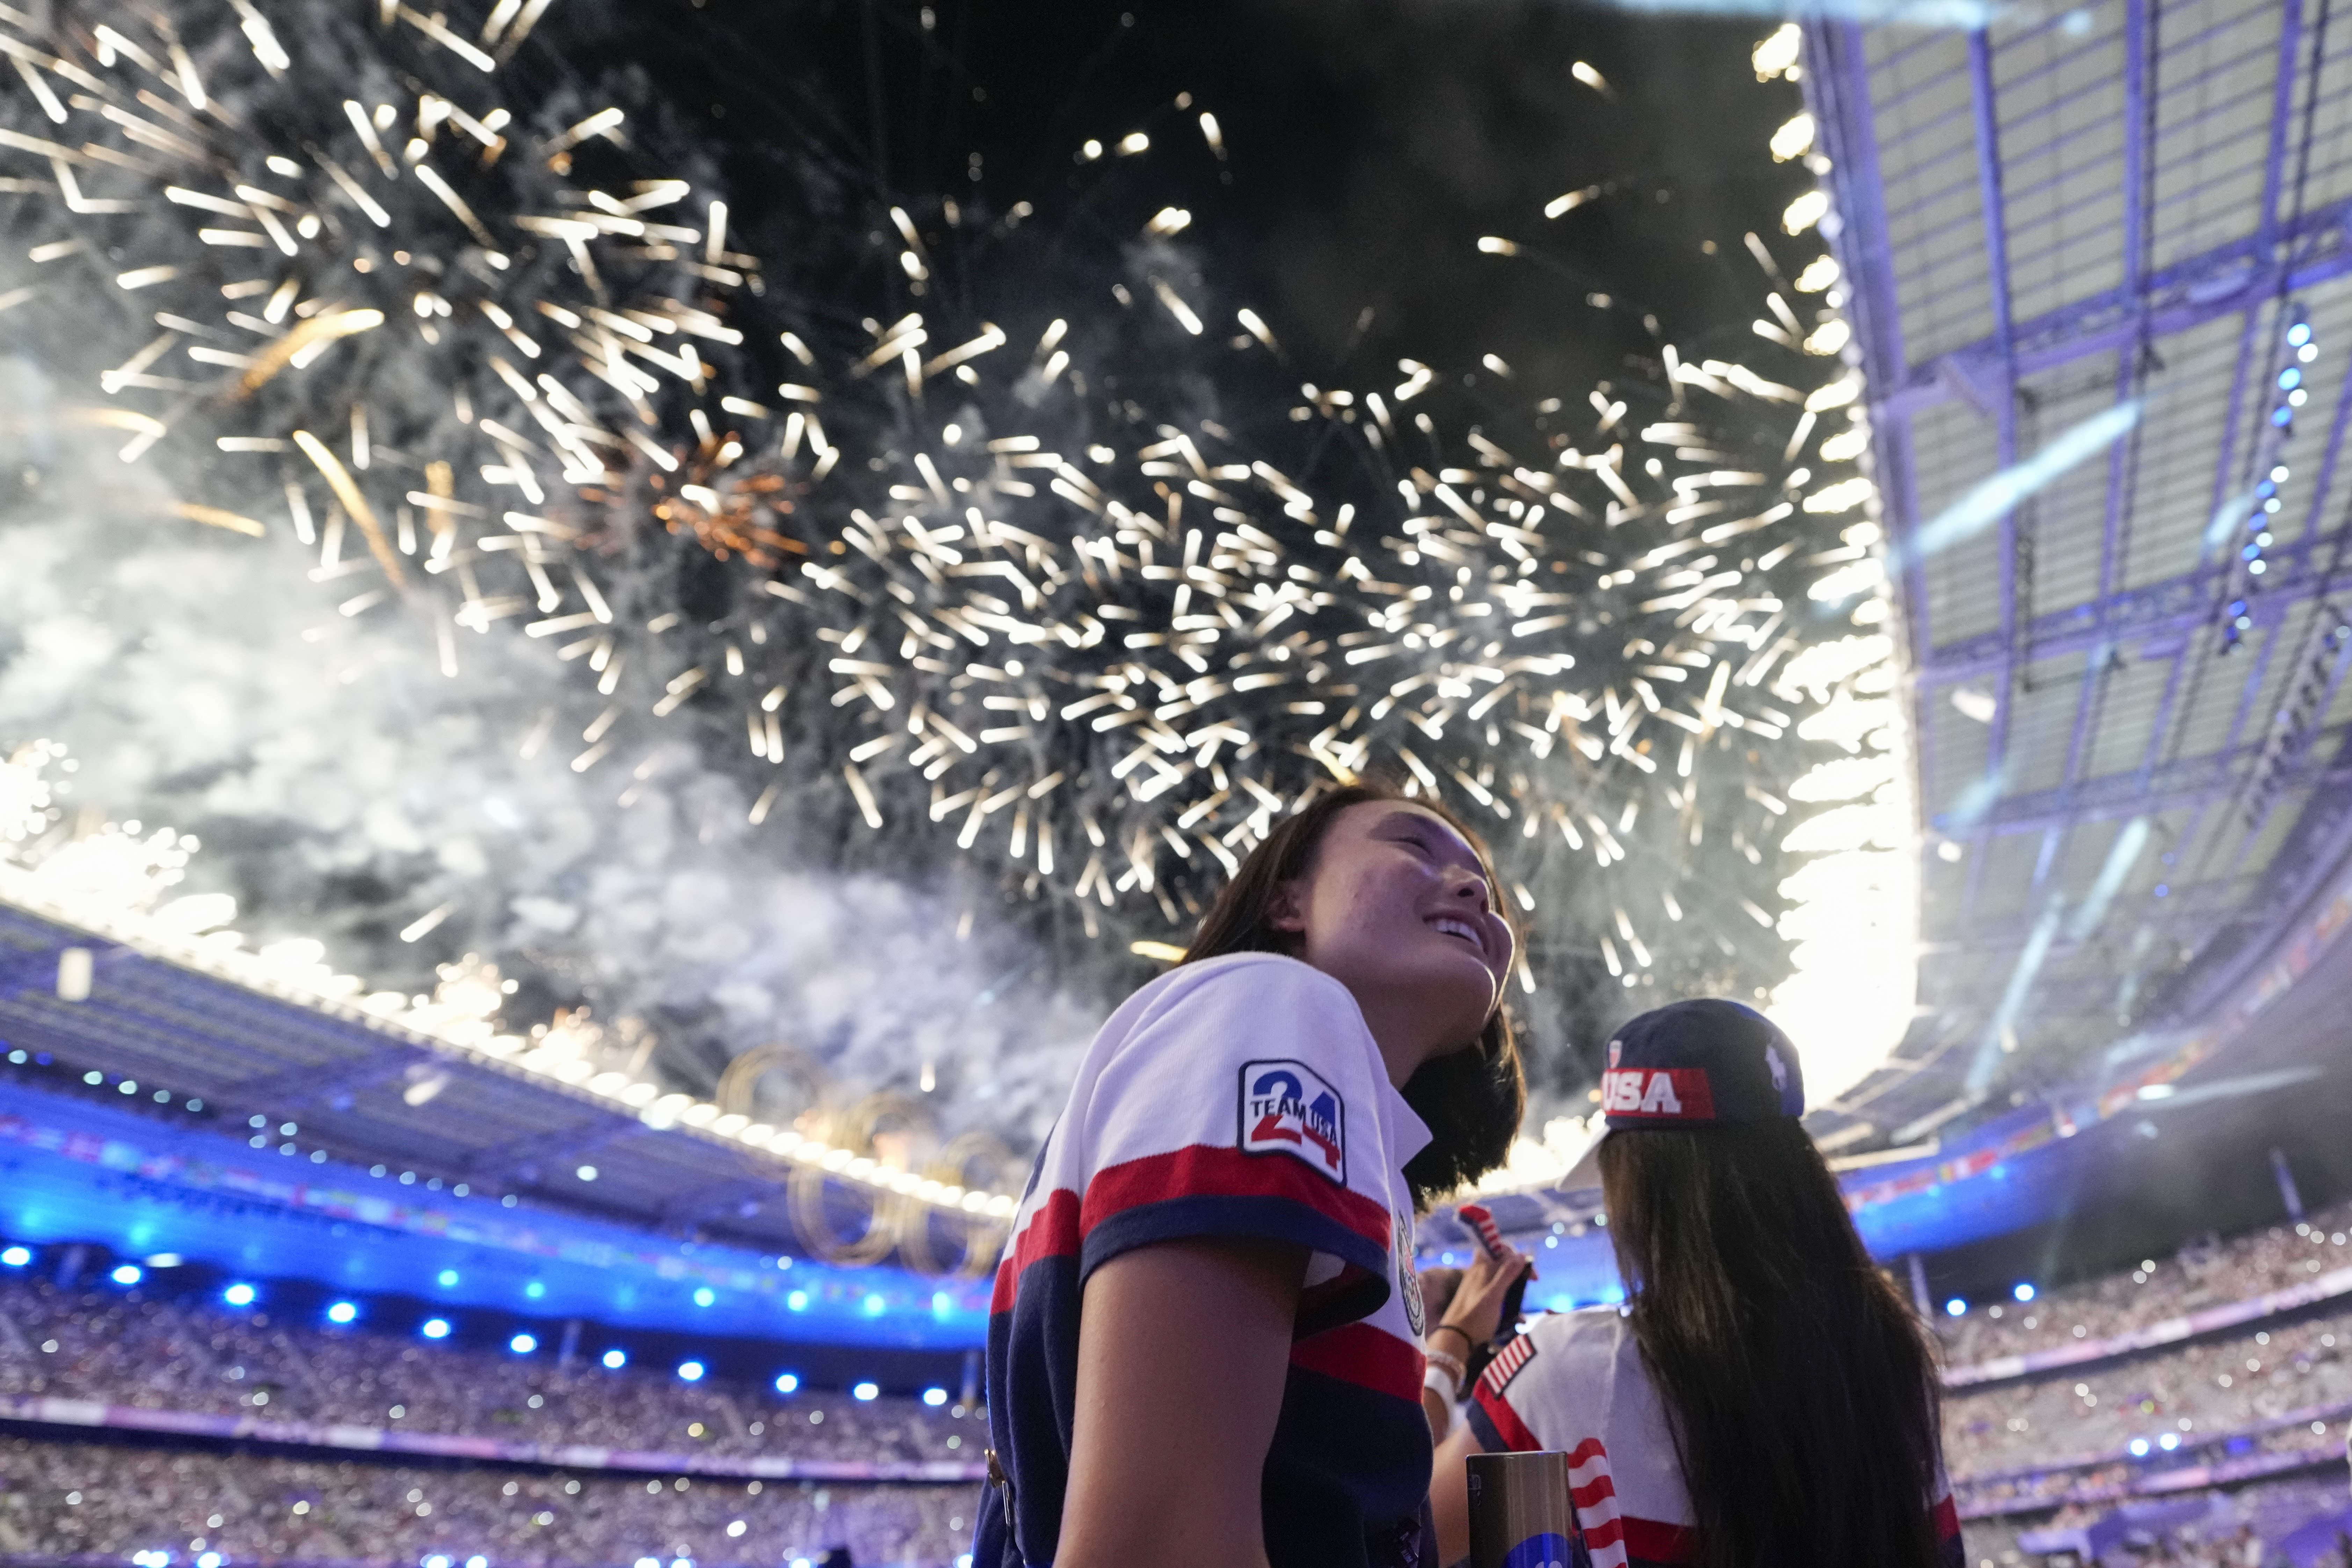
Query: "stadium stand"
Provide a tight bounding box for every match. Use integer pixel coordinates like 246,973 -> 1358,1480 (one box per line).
1937,1201 -> 2352,1375
0,1435 -> 974,1566
0,1276 -> 971,1469
1923,1211 -> 2352,1566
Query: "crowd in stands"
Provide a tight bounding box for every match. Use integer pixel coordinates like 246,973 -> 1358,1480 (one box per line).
1943,1303 -> 2352,1478
0,1435 -> 971,1566
0,1277 -> 968,1467
1961,1475 -> 2352,1568
1934,1202 -> 2352,1372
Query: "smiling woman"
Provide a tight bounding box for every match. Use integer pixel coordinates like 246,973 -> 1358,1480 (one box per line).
975,779 -> 1530,1568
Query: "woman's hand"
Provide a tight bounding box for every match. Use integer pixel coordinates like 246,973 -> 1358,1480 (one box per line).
1433,1244 -> 1533,1349
1057,1237 -> 1307,1568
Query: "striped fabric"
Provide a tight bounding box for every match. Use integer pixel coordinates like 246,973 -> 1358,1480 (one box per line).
972,954 -> 1437,1568
1467,1307 -> 1963,1568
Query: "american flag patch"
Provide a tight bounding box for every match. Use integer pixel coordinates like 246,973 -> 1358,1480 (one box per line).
1479,1332 -> 1537,1395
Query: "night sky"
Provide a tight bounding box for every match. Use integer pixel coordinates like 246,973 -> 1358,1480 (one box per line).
572,0 -> 1810,400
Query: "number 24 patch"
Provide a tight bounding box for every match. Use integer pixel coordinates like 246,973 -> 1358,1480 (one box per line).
1239,1059 -> 1347,1183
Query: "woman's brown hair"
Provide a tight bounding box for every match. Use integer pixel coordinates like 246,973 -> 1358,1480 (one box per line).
1179,779 -> 1525,1205
1600,1121 -> 1946,1568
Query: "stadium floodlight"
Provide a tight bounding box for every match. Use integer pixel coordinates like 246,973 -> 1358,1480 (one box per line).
2159,1432 -> 2180,1451
423,1556 -> 451,1568
775,1372 -> 799,1394
525,1281 -> 545,1299
327,1301 -> 358,1324
1943,1298 -> 1967,1317
693,1287 -> 716,1307
602,1349 -> 627,1369
861,1293 -> 886,1316
677,1360 -> 705,1382
923,1387 -> 948,1407
2128,1438 -> 2149,1457
223,1283 -> 257,1307
636,1559 -> 660,1568
852,1381 -> 880,1401
467,1558 -> 488,1568
786,1291 -> 809,1311
198,1554 -> 222,1568
2012,1283 -> 2036,1302
436,1269 -> 460,1287
421,1318 -> 452,1340
0,1247 -> 30,1267
110,1263 -> 142,1286
510,1333 -> 538,1354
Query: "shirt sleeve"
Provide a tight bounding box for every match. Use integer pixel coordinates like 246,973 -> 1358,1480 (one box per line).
1462,1317 -> 1556,1452
1071,957 -> 1397,1299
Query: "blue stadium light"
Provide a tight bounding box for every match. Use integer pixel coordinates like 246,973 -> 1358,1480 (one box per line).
2159,1432 -> 2180,1451
786,1290 -> 809,1312
932,1291 -> 954,1316
0,1247 -> 30,1267
636,1559 -> 660,1568
2012,1283 -> 2035,1303
602,1349 -> 627,1370
510,1333 -> 538,1355
671,1558 -> 693,1568
774,1372 -> 799,1394
2273,405 -> 2294,427
861,1293 -> 887,1316
2289,322 -> 2313,347
677,1360 -> 705,1382
2128,1437 -> 2149,1457
1944,1298 -> 1967,1317
424,1556 -> 451,1568
326,1301 -> 358,1324
692,1286 -> 716,1307
2279,367 -> 2302,391
421,1317 -> 452,1340
110,1263 -> 142,1286
436,1269 -> 460,1288
922,1387 -> 948,1407
197,1555 -> 222,1568
852,1381 -> 880,1401
467,1558 -> 488,1568
223,1283 -> 257,1308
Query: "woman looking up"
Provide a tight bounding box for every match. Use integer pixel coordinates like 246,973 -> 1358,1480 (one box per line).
973,781 -> 1532,1568
1429,999 -> 1962,1568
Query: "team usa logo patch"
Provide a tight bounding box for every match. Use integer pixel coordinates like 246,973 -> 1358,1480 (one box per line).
1239,1059 -> 1346,1183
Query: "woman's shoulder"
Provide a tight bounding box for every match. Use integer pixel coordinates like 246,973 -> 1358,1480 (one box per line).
1523,1304 -> 1638,1358
1126,951 -> 1364,1021
1087,953 -> 1378,1083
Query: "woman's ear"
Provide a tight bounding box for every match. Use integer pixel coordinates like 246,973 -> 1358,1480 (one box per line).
1264,877 -> 1309,935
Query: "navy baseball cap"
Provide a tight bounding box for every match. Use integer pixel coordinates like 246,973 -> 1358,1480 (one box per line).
1559,999 -> 1806,1191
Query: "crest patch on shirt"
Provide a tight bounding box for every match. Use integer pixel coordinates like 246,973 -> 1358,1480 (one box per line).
1238,1059 -> 1347,1183
1396,1210 -> 1425,1337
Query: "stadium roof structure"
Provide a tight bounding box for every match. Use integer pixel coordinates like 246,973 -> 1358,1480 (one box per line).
1803,0 -> 2352,1150
0,894 -> 1005,1288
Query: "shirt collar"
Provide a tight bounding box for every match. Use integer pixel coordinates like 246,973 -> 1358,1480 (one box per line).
1380,1077 -> 1433,1173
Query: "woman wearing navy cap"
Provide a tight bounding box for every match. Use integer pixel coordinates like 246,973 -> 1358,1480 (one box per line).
1429,999 -> 1963,1568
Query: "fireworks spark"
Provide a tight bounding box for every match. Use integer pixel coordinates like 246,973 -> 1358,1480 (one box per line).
1,0 -> 1908,1199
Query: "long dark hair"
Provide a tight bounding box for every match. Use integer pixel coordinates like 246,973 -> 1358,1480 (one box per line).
1600,1121 -> 1944,1568
1179,779 -> 1525,1205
